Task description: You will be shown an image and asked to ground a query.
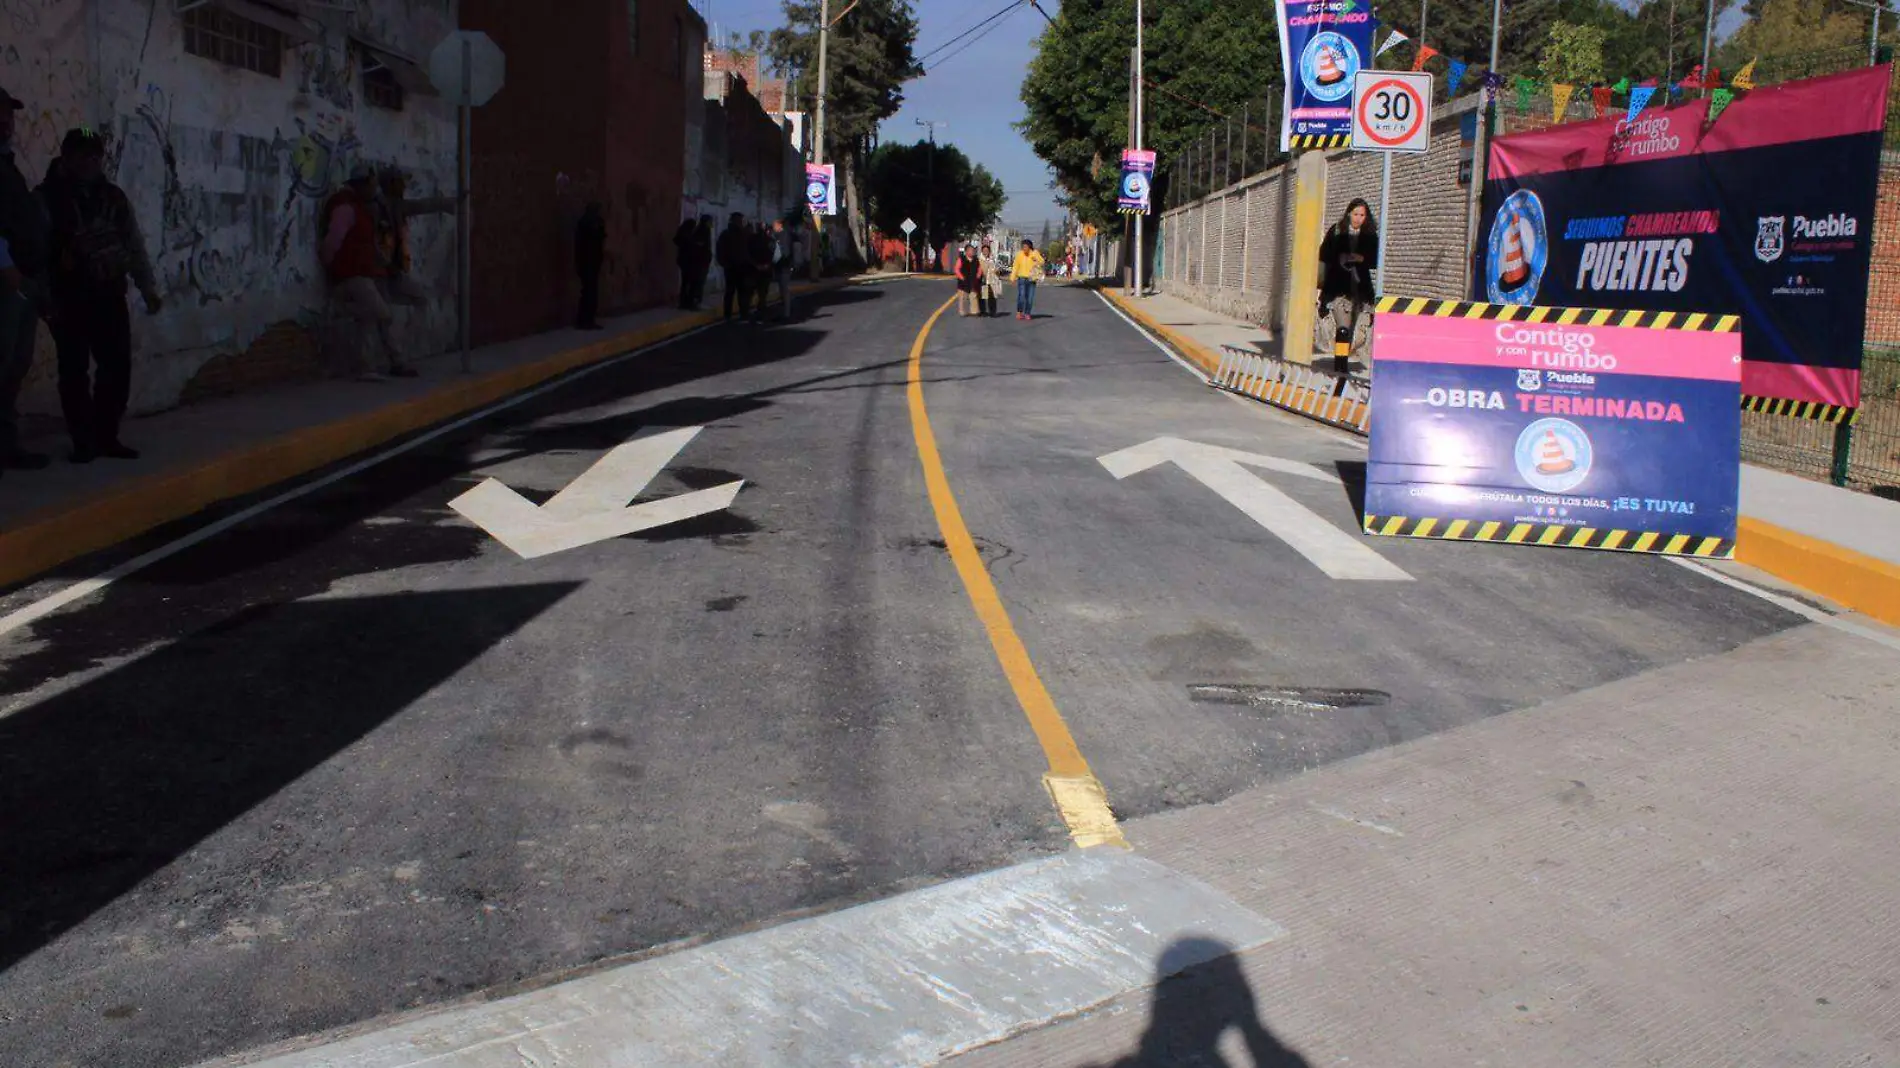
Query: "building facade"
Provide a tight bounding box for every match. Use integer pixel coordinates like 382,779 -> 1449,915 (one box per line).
3,0 -> 460,415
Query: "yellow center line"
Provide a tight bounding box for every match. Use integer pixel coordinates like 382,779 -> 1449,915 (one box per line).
904,296 -> 1127,850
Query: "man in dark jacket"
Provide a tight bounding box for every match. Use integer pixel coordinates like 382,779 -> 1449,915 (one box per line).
0,85 -> 53,473
39,127 -> 161,462
715,212 -> 750,323
574,202 -> 605,330
745,223 -> 775,324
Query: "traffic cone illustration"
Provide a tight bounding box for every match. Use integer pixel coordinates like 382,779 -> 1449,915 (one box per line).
1535,430 -> 1575,475
1315,46 -> 1345,86
1498,212 -> 1530,289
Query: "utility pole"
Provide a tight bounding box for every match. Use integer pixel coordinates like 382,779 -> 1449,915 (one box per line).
1133,0 -> 1145,298
811,0 -> 830,280
1419,0 -> 1428,47
916,118 -> 944,266
1701,0 -> 1716,94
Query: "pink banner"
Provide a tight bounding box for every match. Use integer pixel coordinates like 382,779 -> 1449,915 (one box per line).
1372,311 -> 1741,382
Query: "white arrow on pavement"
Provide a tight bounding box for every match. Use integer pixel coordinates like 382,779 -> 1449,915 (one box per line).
1098,437 -> 1413,582
450,426 -> 743,559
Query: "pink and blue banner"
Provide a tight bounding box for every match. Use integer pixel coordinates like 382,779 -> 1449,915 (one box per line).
1118,149 -> 1156,215
1478,65 -> 1890,413
1363,298 -> 1742,555
1276,0 -> 1378,148
805,163 -> 836,216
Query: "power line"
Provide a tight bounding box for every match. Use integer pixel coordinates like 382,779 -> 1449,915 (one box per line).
927,5 -> 1027,71
915,0 -> 1026,65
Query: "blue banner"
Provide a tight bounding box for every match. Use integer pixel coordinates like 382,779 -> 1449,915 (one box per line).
1276,0 -> 1378,148
1363,302 -> 1742,555
1118,149 -> 1156,215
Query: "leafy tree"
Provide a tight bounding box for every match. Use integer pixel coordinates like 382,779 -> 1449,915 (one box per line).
1719,0 -> 1870,73
1401,0 -> 1563,78
768,0 -> 922,165
1539,21 -> 1609,84
863,140 -> 1007,251
1020,0 -> 1277,229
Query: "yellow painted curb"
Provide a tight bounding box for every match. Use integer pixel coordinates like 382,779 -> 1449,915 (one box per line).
0,281 -> 855,591
1098,287 -> 1223,376
1735,516 -> 1900,627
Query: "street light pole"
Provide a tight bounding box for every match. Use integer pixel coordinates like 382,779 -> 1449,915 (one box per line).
813,0 -> 828,169
916,118 -> 944,267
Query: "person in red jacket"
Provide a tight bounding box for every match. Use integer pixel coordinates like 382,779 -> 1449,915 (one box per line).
319,163 -> 415,379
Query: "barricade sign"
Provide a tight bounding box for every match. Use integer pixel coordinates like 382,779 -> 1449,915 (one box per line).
1363,296 -> 1742,557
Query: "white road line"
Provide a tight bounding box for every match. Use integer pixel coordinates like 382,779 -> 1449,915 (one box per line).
1091,289 -> 1211,383
1667,556 -> 1900,653
0,324 -> 713,639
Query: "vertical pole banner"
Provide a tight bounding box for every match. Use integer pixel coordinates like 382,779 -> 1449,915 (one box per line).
1363,297 -> 1742,557
1476,66 -> 1889,421
1118,149 -> 1156,214
805,163 -> 836,216
1278,0 -> 1379,150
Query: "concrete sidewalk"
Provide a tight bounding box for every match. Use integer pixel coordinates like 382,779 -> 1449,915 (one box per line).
1100,286 -> 1900,626
0,274 -> 898,590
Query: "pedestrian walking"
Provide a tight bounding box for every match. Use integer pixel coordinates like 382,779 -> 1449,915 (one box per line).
0,84 -> 53,475
979,241 -> 1004,317
1317,197 -> 1378,377
573,202 -> 606,330
769,217 -> 799,321
954,243 -> 983,316
1012,238 -> 1045,320
673,218 -> 697,310
38,127 -> 161,463
716,212 -> 750,323
319,162 -> 417,379
746,222 -> 775,324
685,215 -> 713,310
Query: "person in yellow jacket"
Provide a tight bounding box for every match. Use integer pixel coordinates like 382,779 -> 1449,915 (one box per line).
1011,239 -> 1044,320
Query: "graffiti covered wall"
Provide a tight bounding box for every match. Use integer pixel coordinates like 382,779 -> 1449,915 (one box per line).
0,0 -> 459,416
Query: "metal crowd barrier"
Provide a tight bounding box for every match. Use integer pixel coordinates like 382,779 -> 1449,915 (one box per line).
1212,345 -> 1373,434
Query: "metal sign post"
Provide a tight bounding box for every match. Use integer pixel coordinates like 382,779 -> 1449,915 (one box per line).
1349,69 -> 1432,298
900,217 -> 917,272
428,30 -> 506,373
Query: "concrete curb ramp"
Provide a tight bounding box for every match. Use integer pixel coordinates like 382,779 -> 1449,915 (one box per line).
1098,285 -> 1900,628
206,850 -> 1285,1068
0,278 -> 879,591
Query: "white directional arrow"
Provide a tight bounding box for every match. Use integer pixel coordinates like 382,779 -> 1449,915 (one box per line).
450,426 -> 743,559
1098,437 -> 1412,581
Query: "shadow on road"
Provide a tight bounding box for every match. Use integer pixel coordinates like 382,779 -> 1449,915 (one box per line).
1092,937 -> 1312,1068
0,583 -> 580,974
1333,459 -> 1369,520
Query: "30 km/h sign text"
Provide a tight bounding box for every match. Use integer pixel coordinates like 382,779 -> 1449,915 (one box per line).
1350,71 -> 1433,154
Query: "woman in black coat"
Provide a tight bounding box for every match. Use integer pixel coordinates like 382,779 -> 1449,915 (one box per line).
1317,198 -> 1378,372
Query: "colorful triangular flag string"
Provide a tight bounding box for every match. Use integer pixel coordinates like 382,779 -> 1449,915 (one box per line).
1377,28 -> 1410,58
1591,86 -> 1612,116
1551,83 -> 1575,122
1412,44 -> 1439,72
1732,59 -> 1756,90
1514,75 -> 1536,112
1627,84 -> 1656,123
1709,87 -> 1735,123
1447,59 -> 1468,94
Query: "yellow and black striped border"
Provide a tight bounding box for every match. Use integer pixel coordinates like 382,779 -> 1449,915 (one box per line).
1741,395 -> 1860,424
1364,515 -> 1735,558
1288,134 -> 1351,149
1373,295 -> 1740,331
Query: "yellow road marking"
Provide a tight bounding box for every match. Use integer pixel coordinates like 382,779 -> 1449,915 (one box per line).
905,296 -> 1127,850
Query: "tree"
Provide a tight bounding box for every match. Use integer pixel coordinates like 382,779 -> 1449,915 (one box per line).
768,0 -> 922,166
1539,21 -> 1609,84
1719,0 -> 1869,73
863,140 -> 1006,251
1040,220 -> 1052,248
1020,0 -> 1278,230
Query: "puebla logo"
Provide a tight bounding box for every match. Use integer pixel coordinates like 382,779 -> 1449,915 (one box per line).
1755,215 -> 1784,263
1300,32 -> 1359,102
806,179 -> 829,203
1486,190 -> 1547,305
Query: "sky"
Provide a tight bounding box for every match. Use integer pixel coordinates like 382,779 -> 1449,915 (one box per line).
704,0 -> 1070,234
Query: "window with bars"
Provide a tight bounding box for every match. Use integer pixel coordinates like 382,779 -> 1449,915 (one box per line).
364,64 -> 404,110
182,4 -> 286,78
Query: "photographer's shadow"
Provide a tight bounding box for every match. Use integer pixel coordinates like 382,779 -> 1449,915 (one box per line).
1092,937 -> 1312,1068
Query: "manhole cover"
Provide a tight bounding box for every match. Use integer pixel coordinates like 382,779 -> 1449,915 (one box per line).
1187,684 -> 1391,711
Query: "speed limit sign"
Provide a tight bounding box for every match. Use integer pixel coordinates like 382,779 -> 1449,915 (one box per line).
1351,70 -> 1433,153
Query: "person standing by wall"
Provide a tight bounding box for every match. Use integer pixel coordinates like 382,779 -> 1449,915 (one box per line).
0,85 -> 52,475
320,163 -> 415,379
371,167 -> 438,309
745,221 -> 775,324
716,212 -> 750,324
685,215 -> 714,311
38,128 -> 161,463
1012,238 -> 1045,321
574,202 -> 606,330
1317,197 -> 1378,376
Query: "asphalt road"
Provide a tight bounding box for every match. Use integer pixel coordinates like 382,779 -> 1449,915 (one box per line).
0,279 -> 1799,1067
